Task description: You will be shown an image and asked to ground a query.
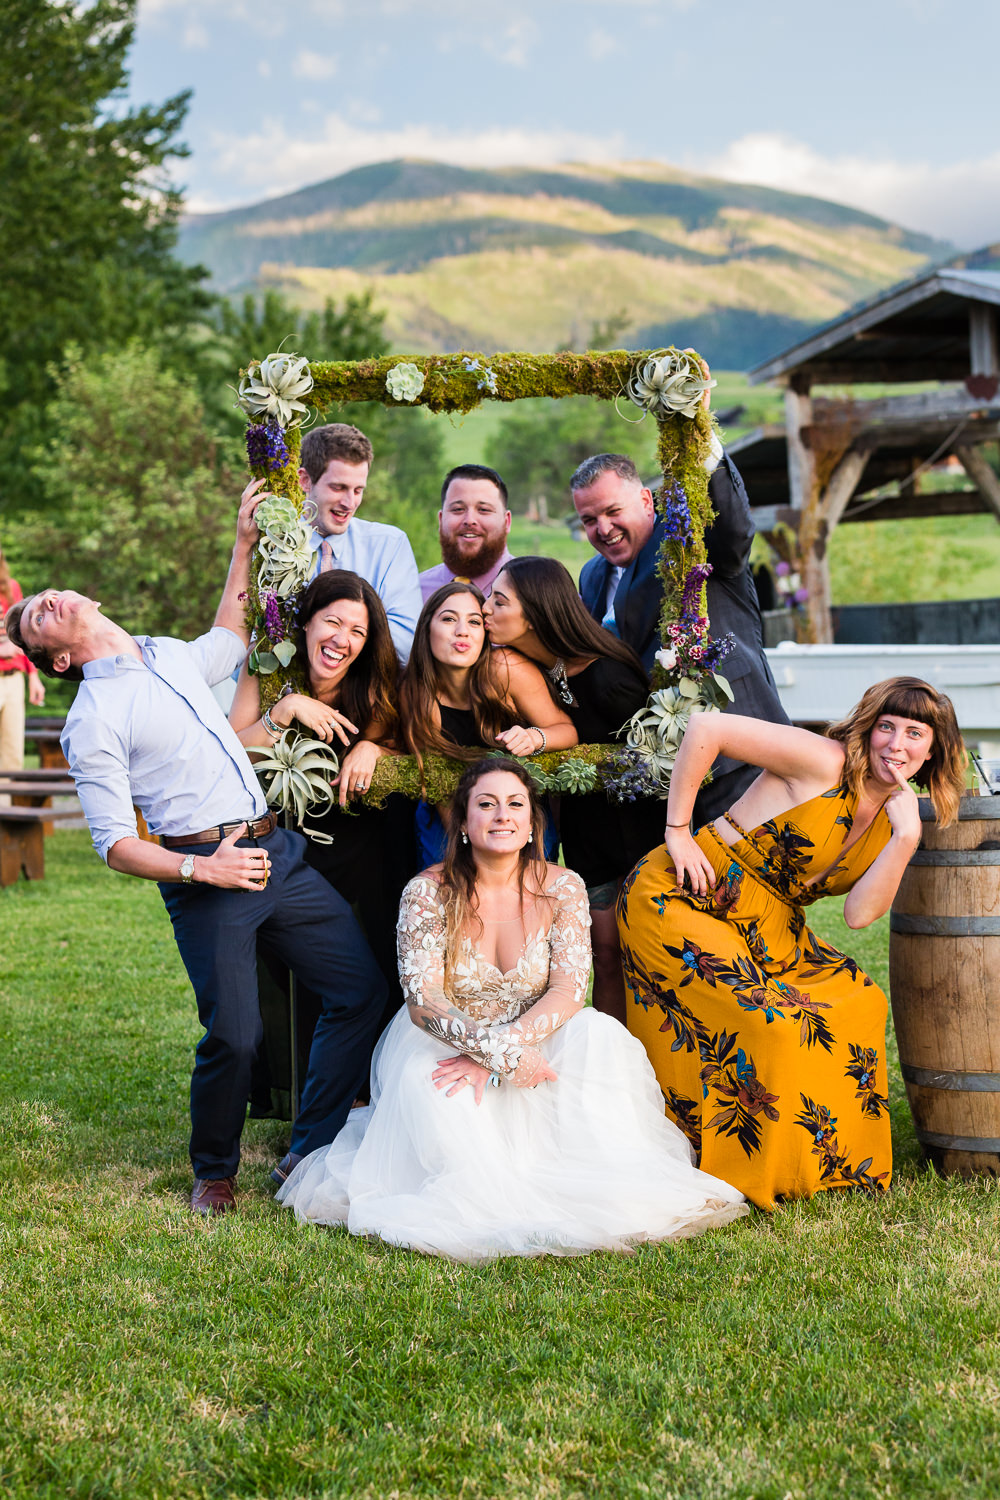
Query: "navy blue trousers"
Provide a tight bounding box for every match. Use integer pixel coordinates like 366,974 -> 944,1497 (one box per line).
160,825 -> 387,1179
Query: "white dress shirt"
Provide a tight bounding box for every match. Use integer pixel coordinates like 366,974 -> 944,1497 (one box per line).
61,629 -> 266,862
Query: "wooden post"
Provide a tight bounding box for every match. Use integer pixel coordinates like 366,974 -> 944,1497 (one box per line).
969,304 -> 999,378
955,443 -> 1000,523
797,445 -> 870,644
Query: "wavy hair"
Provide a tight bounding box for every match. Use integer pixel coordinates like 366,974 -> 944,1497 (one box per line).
294,570 -> 399,740
438,757 -> 550,968
826,676 -> 966,828
399,582 -> 516,767
498,556 -> 648,700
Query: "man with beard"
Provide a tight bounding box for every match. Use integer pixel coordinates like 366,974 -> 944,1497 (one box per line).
300,423 -> 422,662
418,464 -> 513,602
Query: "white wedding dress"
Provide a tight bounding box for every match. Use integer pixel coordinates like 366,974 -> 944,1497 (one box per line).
277,869 -> 747,1261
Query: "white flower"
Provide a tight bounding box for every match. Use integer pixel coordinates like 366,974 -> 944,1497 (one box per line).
236,353 -> 314,428
654,647 -> 678,672
626,349 -> 716,421
385,362 -> 426,402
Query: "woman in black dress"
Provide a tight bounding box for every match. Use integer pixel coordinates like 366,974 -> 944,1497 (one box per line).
399,581 -> 576,864
483,557 -> 652,1020
230,570 -> 416,1028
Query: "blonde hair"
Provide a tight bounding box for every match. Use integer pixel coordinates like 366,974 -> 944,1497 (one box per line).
826,676 -> 966,828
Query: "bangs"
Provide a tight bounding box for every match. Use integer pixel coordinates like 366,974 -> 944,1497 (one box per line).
874,678 -> 939,727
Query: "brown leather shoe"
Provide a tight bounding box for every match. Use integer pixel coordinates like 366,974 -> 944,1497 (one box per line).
190,1177 -> 237,1216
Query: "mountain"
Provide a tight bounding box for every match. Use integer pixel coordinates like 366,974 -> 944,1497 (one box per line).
178,159 -> 952,369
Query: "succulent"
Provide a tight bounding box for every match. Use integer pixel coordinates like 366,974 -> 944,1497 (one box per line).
385,361 -> 426,402
551,758 -> 600,795
255,493 -> 301,536
249,731 -> 340,823
625,349 -> 716,421
236,353 -> 314,428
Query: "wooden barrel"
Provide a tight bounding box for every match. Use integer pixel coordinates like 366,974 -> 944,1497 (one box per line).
889,794 -> 1000,1176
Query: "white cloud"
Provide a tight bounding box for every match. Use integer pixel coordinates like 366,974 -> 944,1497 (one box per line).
293,49 -> 338,80
587,27 -> 620,59
702,132 -> 1000,250
182,20 -> 209,47
483,18 -> 539,67
187,115 -> 630,212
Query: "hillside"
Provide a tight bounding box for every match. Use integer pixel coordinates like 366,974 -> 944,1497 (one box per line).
179,158 -> 951,368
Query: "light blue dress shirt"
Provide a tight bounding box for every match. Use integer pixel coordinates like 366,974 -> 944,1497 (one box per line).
61,629 -> 266,862
309,519 -> 422,662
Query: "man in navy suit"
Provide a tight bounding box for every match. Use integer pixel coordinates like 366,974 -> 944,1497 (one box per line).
573,449 -> 789,825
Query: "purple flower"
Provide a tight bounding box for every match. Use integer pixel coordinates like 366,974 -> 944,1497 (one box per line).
659,481 -> 693,547
246,420 -> 290,472
679,563 -> 712,629
793,587 -> 809,605
776,561 -> 791,578
263,592 -> 284,644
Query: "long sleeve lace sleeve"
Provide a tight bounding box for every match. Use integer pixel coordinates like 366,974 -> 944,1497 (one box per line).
396,871 -> 592,1086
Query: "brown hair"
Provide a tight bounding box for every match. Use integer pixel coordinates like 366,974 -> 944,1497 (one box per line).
826,676 -> 966,828
438,757 -> 549,964
4,595 -> 85,681
498,556 -> 648,698
399,582 -> 516,768
295,570 -> 399,740
299,423 -> 373,483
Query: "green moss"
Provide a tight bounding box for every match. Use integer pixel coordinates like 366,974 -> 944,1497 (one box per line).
243,345 -> 718,708
361,744 -> 622,807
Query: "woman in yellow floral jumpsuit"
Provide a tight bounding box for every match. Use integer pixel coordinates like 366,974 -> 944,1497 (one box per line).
618,678 -> 966,1209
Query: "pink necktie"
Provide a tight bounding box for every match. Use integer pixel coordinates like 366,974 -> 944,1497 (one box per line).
319,541 -> 334,573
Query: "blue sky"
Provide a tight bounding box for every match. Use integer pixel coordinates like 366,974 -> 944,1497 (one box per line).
132,0 -> 1000,247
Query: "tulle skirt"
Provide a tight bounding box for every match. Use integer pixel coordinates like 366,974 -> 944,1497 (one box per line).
277,1007 -> 748,1262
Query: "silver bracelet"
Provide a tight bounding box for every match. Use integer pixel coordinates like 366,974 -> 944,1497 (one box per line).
262,708 -> 282,738
532,726 -> 547,752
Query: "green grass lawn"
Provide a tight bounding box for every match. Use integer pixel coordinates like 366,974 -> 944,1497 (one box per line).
2,831 -> 998,1499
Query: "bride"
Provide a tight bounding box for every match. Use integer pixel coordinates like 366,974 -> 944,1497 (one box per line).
277,758 -> 747,1260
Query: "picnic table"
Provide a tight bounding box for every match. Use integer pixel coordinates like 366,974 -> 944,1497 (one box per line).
23,716 -> 68,771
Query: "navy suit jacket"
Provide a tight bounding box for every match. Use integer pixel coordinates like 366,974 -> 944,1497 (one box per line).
579,453 -> 789,822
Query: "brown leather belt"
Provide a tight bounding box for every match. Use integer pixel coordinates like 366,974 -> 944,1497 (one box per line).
160,811 -> 277,848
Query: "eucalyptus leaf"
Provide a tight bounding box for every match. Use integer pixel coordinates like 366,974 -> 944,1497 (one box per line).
273,639 -> 297,667
255,651 -> 279,674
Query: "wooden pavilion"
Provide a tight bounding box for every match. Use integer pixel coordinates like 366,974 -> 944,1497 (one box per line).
736,246 -> 1000,641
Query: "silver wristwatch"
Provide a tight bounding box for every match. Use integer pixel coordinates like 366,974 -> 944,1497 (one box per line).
179,853 -> 196,884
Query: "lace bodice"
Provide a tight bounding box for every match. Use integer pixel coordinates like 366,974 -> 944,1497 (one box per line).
396,869 -> 592,1084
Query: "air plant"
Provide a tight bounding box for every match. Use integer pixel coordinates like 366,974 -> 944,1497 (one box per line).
621,348 -> 715,421
236,352 -> 314,428
249,731 -> 341,824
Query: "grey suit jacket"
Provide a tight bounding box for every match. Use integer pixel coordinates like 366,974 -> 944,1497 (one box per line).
579,454 -> 789,823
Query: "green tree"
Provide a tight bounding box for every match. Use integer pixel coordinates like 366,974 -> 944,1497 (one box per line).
0,0 -> 211,506
485,397 -> 659,516
8,344 -> 241,639
215,288 -> 445,567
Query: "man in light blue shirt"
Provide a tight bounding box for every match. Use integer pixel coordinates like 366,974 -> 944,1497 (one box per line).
299,423 -> 422,662
6,482 -> 386,1217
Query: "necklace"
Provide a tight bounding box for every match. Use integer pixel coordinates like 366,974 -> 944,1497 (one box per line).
546,658 -> 576,706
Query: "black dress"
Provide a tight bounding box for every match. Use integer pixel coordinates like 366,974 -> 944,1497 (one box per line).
558,656 -> 654,890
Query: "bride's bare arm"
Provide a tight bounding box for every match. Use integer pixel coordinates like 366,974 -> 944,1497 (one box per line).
396,872 -> 592,1086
